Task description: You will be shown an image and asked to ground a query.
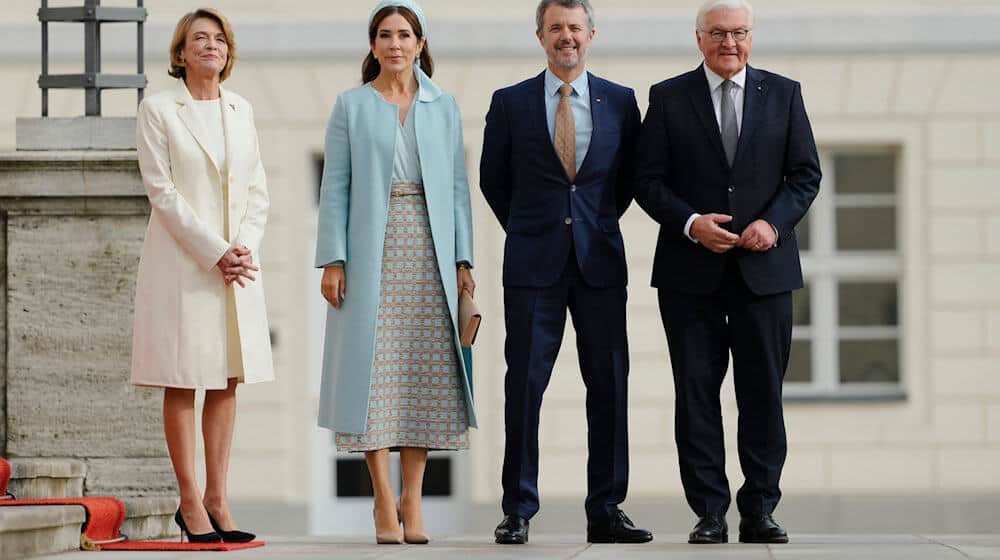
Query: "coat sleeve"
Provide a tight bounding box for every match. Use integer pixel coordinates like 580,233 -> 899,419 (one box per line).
760,82 -> 822,237
633,85 -> 698,237
479,90 -> 512,229
315,94 -> 351,268
451,96 -> 474,266
136,99 -> 230,271
234,103 -> 270,257
616,88 -> 642,218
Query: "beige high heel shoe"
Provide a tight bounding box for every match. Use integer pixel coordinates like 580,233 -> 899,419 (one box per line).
373,505 -> 403,544
398,499 -> 430,545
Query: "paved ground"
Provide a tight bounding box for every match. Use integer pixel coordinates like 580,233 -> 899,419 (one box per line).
43,534 -> 1000,559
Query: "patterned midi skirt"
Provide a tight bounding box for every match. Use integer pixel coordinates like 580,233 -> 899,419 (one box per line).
335,182 -> 470,452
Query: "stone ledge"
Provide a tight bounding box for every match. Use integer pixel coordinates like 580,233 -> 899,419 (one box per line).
121,496 -> 180,541
0,505 -> 84,559
8,458 -> 86,500
16,118 -> 136,151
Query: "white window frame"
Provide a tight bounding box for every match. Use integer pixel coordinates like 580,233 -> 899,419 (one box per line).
786,147 -> 905,400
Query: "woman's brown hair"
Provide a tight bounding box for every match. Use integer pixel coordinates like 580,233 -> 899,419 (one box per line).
167,8 -> 238,82
362,6 -> 434,84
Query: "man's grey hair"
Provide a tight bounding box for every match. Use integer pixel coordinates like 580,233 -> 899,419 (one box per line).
535,0 -> 595,34
696,0 -> 755,30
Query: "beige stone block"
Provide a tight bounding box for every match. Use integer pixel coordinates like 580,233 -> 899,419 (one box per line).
987,310 -> 1000,351
937,448 -> 1000,490
232,405 -> 289,452
928,121 -> 980,162
792,57 -> 848,116
930,216 -> 982,256
932,357 -> 1000,397
845,59 -> 895,115
930,402 -> 986,443
930,264 -> 1000,305
930,310 -> 983,351
988,404 -> 1000,442
628,406 -> 668,447
831,448 -> 933,491
929,167 -> 1000,209
987,217 -> 1000,255
538,451 -> 589,497
781,448 -> 829,491
984,121 -> 1000,162
539,405 -> 587,450
786,408 -> 882,444
894,57 -> 949,115
627,451 -> 684,496
935,57 -> 1000,115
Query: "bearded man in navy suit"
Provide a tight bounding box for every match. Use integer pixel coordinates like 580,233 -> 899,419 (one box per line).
634,0 -> 821,545
480,0 -> 651,546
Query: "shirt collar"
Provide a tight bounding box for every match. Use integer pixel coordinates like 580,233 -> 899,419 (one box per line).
703,63 -> 747,92
545,68 -> 589,99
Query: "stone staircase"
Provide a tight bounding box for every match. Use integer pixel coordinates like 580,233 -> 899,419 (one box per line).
0,458 -> 178,559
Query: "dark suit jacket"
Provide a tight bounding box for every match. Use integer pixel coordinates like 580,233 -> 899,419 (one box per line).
480,71 -> 642,288
634,64 -> 822,296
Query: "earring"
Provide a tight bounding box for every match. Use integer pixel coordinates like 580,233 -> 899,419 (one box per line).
373,53 -> 378,60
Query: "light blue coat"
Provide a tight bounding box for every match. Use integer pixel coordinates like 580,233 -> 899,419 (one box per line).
315,67 -> 476,434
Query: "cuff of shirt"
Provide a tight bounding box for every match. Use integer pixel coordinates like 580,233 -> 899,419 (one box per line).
683,213 -> 701,244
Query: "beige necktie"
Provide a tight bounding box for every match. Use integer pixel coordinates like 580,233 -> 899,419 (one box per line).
555,83 -> 576,182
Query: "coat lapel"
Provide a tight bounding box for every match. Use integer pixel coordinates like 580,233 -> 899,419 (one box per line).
734,65 -> 765,166
527,72 -> 571,181
220,86 -> 239,180
688,65 -> 730,171
174,80 -> 222,176
574,72 -> 602,181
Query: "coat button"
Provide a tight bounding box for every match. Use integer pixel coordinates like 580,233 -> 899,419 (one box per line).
728,185 -> 735,194
570,184 -> 577,192
564,217 -> 573,225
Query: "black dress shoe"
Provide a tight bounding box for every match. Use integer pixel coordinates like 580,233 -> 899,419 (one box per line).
205,511 -> 256,543
495,515 -> 529,544
587,510 -> 653,544
739,514 -> 788,543
688,514 -> 728,544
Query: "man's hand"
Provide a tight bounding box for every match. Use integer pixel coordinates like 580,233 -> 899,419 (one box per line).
739,220 -> 778,252
691,214 -> 740,253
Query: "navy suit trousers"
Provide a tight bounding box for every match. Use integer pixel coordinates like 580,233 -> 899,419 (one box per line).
501,252 -> 630,522
658,256 -> 791,517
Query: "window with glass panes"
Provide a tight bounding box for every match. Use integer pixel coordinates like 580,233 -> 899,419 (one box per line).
786,148 -> 903,399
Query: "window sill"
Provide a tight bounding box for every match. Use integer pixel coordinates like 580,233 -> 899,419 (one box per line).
783,385 -> 907,403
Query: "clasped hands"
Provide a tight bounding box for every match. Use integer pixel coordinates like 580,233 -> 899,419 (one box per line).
216,246 -> 259,287
691,214 -> 776,254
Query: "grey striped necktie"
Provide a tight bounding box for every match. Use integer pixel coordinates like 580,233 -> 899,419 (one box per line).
720,79 -> 739,166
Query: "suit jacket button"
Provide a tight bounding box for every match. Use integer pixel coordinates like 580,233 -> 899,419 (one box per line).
728,185 -> 735,193
570,184 -> 577,192
564,217 -> 573,225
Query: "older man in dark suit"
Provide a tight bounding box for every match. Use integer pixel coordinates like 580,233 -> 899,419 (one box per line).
480,0 -> 651,546
634,0 -> 821,545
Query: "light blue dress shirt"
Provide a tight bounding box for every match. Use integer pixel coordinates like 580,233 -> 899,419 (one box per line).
544,68 -> 592,175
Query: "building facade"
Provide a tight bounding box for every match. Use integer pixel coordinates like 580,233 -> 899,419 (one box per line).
2,0 -> 998,535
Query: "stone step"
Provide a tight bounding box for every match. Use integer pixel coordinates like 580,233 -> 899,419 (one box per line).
121,496 -> 180,541
7,459 -> 85,500
0,504 -> 84,559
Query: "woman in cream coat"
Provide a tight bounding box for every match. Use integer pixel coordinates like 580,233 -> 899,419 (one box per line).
131,8 -> 272,543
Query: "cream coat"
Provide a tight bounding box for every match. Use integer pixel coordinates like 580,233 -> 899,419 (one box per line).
130,80 -> 274,389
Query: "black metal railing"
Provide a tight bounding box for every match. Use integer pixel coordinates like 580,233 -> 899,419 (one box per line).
38,0 -> 147,117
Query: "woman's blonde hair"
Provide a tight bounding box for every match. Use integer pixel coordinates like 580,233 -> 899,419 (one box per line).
167,8 -> 237,82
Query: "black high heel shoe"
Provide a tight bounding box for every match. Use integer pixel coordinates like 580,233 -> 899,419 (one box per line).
206,511 -> 256,543
174,509 -> 222,543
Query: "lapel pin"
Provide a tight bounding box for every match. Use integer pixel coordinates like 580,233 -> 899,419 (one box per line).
228,103 -> 236,111
596,98 -> 602,103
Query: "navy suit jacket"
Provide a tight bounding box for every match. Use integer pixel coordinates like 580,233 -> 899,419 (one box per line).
480,71 -> 641,288
635,64 -> 821,296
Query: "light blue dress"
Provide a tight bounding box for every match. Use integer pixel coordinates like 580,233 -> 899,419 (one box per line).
334,85 -> 469,452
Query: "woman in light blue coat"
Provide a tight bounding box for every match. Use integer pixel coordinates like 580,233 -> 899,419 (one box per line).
315,0 -> 476,545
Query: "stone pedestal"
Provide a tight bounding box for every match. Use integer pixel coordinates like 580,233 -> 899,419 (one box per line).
0,148 -> 173,496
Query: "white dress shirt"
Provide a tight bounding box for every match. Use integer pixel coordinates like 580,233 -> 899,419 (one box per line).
683,64 -> 747,243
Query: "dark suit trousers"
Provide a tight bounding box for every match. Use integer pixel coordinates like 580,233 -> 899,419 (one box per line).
501,252 -> 630,522
658,257 -> 791,517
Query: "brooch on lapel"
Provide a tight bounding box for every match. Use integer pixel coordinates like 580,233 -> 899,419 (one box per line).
228,103 -> 237,111
595,98 -> 602,103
